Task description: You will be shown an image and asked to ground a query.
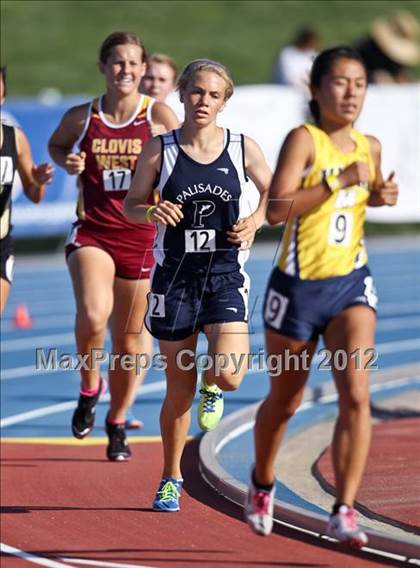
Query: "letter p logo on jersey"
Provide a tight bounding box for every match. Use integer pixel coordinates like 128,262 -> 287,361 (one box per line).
193,200 -> 216,227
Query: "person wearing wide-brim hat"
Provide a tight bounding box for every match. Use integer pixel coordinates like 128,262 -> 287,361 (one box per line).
354,10 -> 420,83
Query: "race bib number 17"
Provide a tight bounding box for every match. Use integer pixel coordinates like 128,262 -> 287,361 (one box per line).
102,169 -> 131,191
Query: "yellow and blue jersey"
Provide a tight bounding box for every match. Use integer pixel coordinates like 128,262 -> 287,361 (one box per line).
278,123 -> 376,280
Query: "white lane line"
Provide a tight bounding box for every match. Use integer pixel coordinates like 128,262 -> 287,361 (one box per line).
246,337 -> 420,363
376,316 -> 420,331
2,312 -> 418,339
1,333 -> 76,352
61,558 -> 152,568
0,380 -> 166,428
3,297 -> 420,325
0,401 -> 79,428
2,324 -> 420,355
13,261 -> 67,274
372,338 -> 420,354
1,365 -> 61,380
214,376 -> 420,454
378,302 -> 420,315
1,543 -> 72,567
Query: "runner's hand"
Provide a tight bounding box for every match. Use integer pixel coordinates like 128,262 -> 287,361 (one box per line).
227,216 -> 258,250
372,172 -> 399,206
338,161 -> 370,188
150,201 -> 183,226
65,151 -> 86,175
32,163 -> 54,186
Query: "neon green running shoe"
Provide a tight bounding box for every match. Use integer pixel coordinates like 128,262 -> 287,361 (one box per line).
198,380 -> 224,432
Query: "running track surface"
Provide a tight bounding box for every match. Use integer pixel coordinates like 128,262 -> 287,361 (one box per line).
317,418 -> 420,533
1,440 -> 405,568
1,239 -> 420,566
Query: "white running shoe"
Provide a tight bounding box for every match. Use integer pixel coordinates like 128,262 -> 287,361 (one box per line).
244,477 -> 275,536
326,505 -> 368,548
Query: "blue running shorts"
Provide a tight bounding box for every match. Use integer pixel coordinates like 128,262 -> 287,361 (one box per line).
145,264 -> 250,341
263,265 -> 377,342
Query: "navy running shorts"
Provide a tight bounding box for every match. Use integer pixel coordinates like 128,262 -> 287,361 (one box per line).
263,265 -> 377,342
145,264 -> 250,341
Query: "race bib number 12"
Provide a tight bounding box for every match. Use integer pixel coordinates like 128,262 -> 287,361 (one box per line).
185,229 -> 216,253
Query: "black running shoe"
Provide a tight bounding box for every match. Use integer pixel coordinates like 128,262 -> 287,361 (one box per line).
105,419 -> 132,462
71,377 -> 105,439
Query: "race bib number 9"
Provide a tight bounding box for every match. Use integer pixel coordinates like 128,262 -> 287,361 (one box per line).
185,229 -> 216,253
328,211 -> 353,246
102,169 -> 132,191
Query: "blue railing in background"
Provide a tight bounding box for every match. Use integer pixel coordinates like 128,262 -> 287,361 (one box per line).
4,98 -> 90,238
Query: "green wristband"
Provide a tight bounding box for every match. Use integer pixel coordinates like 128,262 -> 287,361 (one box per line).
145,205 -> 157,223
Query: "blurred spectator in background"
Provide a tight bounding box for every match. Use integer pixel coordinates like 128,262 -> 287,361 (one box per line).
354,11 -> 420,83
273,27 -> 321,89
140,53 -> 177,102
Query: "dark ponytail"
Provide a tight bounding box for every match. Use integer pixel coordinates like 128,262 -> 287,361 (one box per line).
309,99 -> 320,124
308,46 -> 367,123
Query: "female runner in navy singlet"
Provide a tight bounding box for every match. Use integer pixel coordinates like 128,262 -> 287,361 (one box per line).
125,59 -> 272,511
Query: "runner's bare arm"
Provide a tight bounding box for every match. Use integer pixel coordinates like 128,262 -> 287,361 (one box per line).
151,102 -> 180,133
124,137 -> 183,226
48,104 -> 89,174
266,126 -> 326,224
15,127 -> 54,203
367,135 -> 398,207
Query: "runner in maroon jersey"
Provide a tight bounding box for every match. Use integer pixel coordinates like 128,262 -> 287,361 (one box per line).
48,32 -> 179,461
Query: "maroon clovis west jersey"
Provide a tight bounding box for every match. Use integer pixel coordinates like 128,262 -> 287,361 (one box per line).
76,95 -> 156,239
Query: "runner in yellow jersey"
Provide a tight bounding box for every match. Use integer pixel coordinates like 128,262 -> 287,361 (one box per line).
244,47 -> 398,547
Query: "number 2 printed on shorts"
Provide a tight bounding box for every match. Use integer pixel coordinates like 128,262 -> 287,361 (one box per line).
149,293 -> 165,318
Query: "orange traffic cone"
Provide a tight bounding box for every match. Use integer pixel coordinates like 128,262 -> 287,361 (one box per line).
13,303 -> 33,329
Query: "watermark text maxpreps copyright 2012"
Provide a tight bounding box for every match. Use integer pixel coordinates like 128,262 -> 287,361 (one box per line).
36,347 -> 378,377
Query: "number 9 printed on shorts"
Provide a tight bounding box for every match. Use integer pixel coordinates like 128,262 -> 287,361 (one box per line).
264,288 -> 289,330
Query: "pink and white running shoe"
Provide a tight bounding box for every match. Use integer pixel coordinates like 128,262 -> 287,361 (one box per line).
326,505 -> 368,548
244,478 -> 275,536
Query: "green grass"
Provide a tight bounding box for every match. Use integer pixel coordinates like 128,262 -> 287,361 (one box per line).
2,0 -> 420,95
